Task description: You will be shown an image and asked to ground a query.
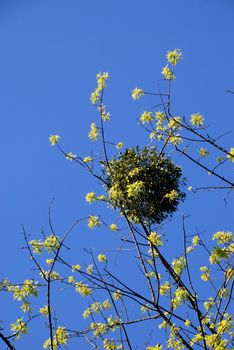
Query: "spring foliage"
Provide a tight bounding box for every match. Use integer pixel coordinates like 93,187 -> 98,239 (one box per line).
1,49 -> 234,350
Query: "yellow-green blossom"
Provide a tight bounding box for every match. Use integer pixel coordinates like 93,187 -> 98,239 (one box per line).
75,282 -> 92,296
86,264 -> 93,274
126,181 -> 144,197
90,89 -> 100,105
49,134 -> 60,145
158,320 -> 168,329
213,231 -> 233,244
43,235 -> 60,253
171,288 -> 189,309
98,104 -> 111,121
68,275 -> 75,283
11,318 -> 28,339
192,235 -> 200,246
209,247 -> 229,264
46,259 -> 54,265
161,66 -> 175,80
165,189 -> 178,201
225,268 -> 234,281
172,256 -> 186,275
129,167 -> 141,177
146,345 -> 162,350
90,72 -> 109,104
88,122 -> 99,141
116,142 -> 124,150
108,184 -> 122,201
20,302 -> 31,313
98,254 -> 107,262
204,334 -> 227,349
102,299 -> 112,309
146,272 -> 156,278
40,270 -> 59,280
96,72 -> 109,89
166,49 -> 182,65
43,326 -> 68,350
155,111 -> 166,121
90,322 -> 109,337
72,264 -> 81,272
141,304 -> 150,313
204,297 -> 214,312
131,88 -> 144,100
113,289 -> 122,300
200,266 -> 210,281
39,305 -> 50,317
198,147 -> 209,157
169,134 -> 182,145
140,111 -> 153,124
66,152 -> 77,160
186,246 -> 194,253
227,147 -> 234,162
8,280 -> 38,301
148,231 -> 163,246
190,113 -> 204,127
83,156 -> 93,163
217,314 -> 232,334
167,117 -> 181,130
88,216 -> 101,229
86,192 -> 96,203
159,281 -> 171,296
109,224 -> 118,231
97,194 -> 106,201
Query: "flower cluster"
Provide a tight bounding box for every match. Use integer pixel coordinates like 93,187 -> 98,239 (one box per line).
140,111 -> 153,124
75,282 -> 92,296
172,256 -> 186,276
29,235 -> 60,254
88,215 -> 101,229
8,280 -> 38,301
131,87 -> 144,100
90,72 -> 109,105
49,134 -> 60,145
83,299 -> 112,319
164,189 -> 179,201
166,49 -> 182,65
113,289 -> 122,300
98,254 -> 107,262
161,49 -> 182,80
109,223 -> 118,231
146,344 -> 163,350
116,142 -> 124,150
65,152 -> 76,160
86,192 -> 96,203
190,113 -> 204,127
43,327 -> 68,350
11,318 -> 28,339
159,281 -> 171,296
88,122 -> 99,141
148,231 -> 163,246
227,147 -> 234,162
39,305 -> 50,317
171,288 -> 189,309
161,65 -> 175,80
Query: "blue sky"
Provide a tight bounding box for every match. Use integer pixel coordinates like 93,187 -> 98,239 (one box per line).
0,0 -> 234,349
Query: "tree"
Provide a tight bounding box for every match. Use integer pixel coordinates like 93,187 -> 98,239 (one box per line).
1,49 -> 234,350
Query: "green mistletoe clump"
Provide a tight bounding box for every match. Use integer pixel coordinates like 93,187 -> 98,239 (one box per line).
104,147 -> 185,225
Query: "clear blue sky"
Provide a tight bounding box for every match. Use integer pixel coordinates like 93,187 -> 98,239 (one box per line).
0,0 -> 234,349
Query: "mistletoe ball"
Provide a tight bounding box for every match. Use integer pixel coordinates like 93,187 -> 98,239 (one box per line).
104,147 -> 185,225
